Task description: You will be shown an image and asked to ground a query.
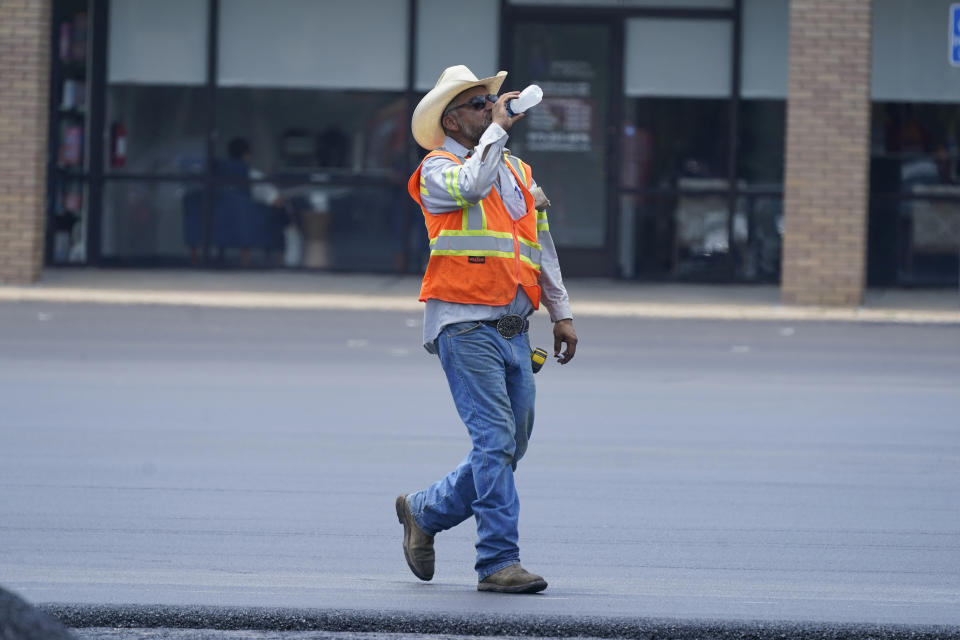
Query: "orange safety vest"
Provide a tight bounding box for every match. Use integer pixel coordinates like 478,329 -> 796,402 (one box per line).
407,149 -> 542,308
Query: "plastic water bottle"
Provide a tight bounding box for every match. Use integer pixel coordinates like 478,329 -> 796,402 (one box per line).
506,85 -> 543,117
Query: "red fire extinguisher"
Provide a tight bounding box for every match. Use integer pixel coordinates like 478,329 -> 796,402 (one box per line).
110,121 -> 127,167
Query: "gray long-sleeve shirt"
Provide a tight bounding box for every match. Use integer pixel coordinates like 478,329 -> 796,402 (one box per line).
418,123 -> 572,353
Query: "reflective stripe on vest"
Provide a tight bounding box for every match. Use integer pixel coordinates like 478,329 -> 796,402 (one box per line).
505,154 -> 529,188
506,153 -> 546,234
445,166 -> 469,208
431,231 -> 515,256
518,236 -> 542,268
462,200 -> 485,231
536,210 -> 549,232
429,230 -> 541,268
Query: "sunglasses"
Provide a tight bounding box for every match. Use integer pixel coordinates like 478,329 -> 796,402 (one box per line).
444,94 -> 498,115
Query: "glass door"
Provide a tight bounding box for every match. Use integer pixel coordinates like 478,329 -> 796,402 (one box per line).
507,19 -> 617,276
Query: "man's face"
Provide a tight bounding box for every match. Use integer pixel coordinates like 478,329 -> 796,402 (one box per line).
444,86 -> 495,146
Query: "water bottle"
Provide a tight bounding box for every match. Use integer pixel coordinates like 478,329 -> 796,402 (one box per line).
506,85 -> 543,117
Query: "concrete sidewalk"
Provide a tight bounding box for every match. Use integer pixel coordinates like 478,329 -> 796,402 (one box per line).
1,268 -> 959,324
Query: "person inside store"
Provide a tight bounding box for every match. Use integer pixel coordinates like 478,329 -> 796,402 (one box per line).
395,65 -> 577,594
934,142 -> 958,185
213,137 -> 285,267
280,127 -> 352,269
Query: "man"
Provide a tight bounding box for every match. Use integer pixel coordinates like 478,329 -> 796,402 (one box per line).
396,65 -> 577,594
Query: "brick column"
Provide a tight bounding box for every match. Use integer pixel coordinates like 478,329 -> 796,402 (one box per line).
782,0 -> 872,306
0,0 -> 51,285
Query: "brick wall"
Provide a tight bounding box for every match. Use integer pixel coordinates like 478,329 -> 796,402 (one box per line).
782,0 -> 873,306
0,0 -> 51,284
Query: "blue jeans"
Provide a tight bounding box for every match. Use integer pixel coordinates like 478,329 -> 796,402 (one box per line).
408,321 -> 536,580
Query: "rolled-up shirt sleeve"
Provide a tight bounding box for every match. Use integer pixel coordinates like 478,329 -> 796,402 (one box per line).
529,177 -> 572,322
418,124 -> 509,214
537,226 -> 573,322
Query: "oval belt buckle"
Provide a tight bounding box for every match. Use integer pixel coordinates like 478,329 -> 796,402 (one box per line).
496,314 -> 524,339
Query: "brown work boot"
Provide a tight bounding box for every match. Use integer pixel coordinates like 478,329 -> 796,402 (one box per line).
395,494 -> 435,581
478,563 -> 548,593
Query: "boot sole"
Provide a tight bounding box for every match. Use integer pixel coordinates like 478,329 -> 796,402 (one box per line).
478,579 -> 548,594
396,495 -> 433,581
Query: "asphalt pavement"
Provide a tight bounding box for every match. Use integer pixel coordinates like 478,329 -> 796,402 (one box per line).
1,270 -> 959,637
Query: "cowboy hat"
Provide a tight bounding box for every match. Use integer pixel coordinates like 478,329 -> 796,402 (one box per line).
411,65 -> 507,150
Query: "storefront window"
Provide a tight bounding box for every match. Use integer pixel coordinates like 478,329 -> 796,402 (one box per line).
623,98 -> 729,190
106,0 -> 207,175
620,97 -> 731,278
209,0 -> 413,271
622,188 -> 771,282
215,90 -> 406,175
739,100 -> 785,186
108,0 -> 207,86
625,18 -> 731,99
100,177 -> 412,271
211,90 -> 409,271
101,180 -> 199,260
218,0 -> 407,90
872,0 -> 960,105
740,194 -> 783,281
740,0 -> 788,101
872,103 -> 959,191
870,1 -> 960,198
105,86 -> 207,174
893,190 -> 960,285
620,16 -> 736,279
621,16 -> 733,181
620,191 -> 745,279
870,103 -> 960,285
736,101 -> 785,282
620,193 -> 671,279
415,0 -> 498,92
868,0 -> 960,285
305,184 -> 411,273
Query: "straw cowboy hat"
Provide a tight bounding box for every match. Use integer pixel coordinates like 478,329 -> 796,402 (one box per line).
412,65 -> 507,150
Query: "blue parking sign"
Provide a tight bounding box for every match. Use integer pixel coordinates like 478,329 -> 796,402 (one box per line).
952,4 -> 960,66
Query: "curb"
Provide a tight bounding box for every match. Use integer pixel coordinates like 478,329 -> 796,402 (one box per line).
0,287 -> 422,312
2,286 -> 960,325
42,603 -> 960,640
571,301 -> 960,324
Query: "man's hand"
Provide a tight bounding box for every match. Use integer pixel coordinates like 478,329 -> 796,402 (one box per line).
553,318 -> 578,365
492,90 -> 525,131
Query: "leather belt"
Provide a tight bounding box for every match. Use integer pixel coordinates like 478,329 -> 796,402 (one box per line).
483,314 -> 528,339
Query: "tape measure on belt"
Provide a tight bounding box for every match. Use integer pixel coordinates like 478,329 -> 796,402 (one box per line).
531,347 -> 548,373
